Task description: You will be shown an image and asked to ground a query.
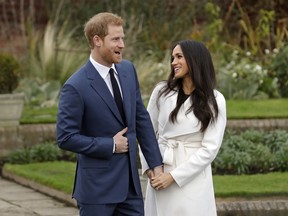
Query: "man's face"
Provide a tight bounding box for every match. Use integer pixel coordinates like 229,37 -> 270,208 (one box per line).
96,24 -> 125,67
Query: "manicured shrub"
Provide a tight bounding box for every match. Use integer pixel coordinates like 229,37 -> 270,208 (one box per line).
213,131 -> 252,174
31,142 -> 61,162
267,132 -> 288,171
6,142 -> 75,164
270,45 -> 288,97
0,53 -> 20,94
213,129 -> 288,175
6,130 -> 288,175
7,148 -> 33,164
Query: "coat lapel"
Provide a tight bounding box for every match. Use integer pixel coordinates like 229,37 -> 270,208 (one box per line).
162,91 -> 202,138
85,60 -> 125,125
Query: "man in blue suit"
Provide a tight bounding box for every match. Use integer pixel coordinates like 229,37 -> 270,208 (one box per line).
56,12 -> 163,216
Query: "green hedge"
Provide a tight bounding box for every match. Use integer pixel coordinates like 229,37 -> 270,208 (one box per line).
6,142 -> 76,164
5,129 -> 288,175
213,129 -> 288,174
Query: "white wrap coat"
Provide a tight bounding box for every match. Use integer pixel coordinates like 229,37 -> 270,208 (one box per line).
140,83 -> 227,216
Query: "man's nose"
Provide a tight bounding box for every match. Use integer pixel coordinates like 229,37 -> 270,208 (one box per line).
119,39 -> 125,48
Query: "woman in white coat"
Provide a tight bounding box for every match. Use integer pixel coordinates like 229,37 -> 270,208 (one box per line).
140,40 -> 227,216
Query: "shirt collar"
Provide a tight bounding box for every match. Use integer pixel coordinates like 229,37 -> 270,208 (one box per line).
89,55 -> 117,79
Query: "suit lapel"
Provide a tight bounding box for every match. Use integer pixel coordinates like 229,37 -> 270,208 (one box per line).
85,60 -> 125,125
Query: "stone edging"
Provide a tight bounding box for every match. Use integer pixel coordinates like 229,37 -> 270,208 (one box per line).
216,199 -> 288,215
227,118 -> 288,131
1,119 -> 288,158
2,168 -> 288,214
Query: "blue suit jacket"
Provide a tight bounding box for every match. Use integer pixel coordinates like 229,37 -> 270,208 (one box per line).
56,59 -> 162,204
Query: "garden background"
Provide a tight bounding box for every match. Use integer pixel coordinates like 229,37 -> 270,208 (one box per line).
1,0 -> 288,104
1,0 -> 288,200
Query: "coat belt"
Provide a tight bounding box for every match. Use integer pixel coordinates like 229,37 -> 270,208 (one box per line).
160,139 -> 201,166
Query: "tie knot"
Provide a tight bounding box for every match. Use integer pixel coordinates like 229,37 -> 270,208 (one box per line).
109,68 -> 115,76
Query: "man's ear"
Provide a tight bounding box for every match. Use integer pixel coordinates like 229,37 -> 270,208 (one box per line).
93,35 -> 102,47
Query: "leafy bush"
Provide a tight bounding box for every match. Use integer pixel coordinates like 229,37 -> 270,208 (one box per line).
6,148 -> 33,164
135,51 -> 170,101
217,50 -> 279,99
6,142 -> 75,164
16,78 -> 61,107
213,129 -> 288,175
6,130 -> 288,175
31,142 -> 61,162
0,53 -> 20,94
21,20 -> 86,107
270,44 -> 288,97
27,21 -> 87,85
265,130 -> 288,171
213,131 -> 252,174
60,149 -> 77,162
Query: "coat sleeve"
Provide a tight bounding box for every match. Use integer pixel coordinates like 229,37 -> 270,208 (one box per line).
56,83 -> 113,159
170,91 -> 227,187
139,83 -> 162,174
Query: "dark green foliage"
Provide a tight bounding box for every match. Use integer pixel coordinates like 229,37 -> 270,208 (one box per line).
60,149 -> 77,162
270,45 -> 288,97
6,142 -> 76,164
6,148 -> 33,164
31,142 -> 61,162
45,0 -> 206,61
213,129 -> 288,175
0,53 -> 20,93
213,132 -> 252,174
267,130 -> 288,171
6,130 -> 288,175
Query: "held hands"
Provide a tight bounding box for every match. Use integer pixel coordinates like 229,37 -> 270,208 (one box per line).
145,166 -> 174,191
150,172 -> 174,191
114,127 -> 129,154
145,165 -> 163,179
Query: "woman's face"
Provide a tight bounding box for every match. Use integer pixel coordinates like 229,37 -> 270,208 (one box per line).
171,45 -> 189,80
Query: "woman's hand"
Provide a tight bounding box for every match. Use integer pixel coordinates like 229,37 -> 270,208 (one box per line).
150,172 -> 174,191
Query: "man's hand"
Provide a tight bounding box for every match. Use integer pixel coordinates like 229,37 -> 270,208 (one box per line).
145,165 -> 163,180
114,127 -> 129,153
145,169 -> 154,179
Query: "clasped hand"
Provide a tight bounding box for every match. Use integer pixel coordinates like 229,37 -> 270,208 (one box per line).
146,166 -> 174,191
113,127 -> 129,154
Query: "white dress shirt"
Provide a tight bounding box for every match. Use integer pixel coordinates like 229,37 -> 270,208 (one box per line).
89,55 -> 123,98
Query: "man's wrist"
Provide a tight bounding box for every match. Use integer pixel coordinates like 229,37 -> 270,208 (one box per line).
153,165 -> 163,170
145,169 -> 153,178
153,165 -> 163,175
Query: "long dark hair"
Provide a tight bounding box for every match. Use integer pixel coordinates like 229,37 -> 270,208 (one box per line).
158,40 -> 218,132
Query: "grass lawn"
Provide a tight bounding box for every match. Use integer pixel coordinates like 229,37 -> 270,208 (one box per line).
213,172 -> 288,197
21,105 -> 58,124
20,99 -> 288,124
3,161 -> 288,198
3,161 -> 75,194
226,99 -> 288,119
